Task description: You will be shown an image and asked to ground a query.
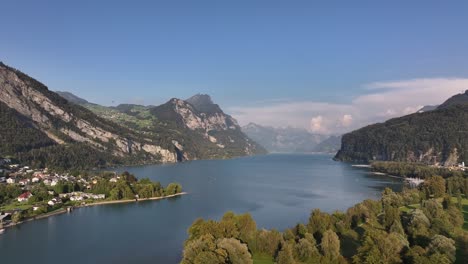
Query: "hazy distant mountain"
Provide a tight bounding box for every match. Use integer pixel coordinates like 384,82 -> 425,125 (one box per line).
242,123 -> 339,153
336,90 -> 468,165
313,135 -> 342,153
417,105 -> 438,113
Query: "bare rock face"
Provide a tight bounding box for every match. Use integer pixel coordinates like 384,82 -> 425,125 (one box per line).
0,63 -> 176,163
150,95 -> 266,156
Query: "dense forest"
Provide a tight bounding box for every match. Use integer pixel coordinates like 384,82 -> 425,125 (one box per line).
335,103 -> 468,164
0,101 -> 56,154
181,176 -> 468,264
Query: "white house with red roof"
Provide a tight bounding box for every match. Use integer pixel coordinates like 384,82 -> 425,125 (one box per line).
17,192 -> 33,202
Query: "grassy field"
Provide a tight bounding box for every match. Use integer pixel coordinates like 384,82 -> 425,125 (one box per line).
253,253 -> 274,264
0,202 -> 32,211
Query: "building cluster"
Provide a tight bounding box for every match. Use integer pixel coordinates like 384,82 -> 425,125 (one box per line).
0,158 -> 107,216
59,192 -> 105,201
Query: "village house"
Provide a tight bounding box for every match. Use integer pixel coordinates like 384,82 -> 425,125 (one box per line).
6,178 -> 16,184
50,179 -> 59,186
48,197 -> 62,206
17,192 -> 33,202
18,179 -> 30,186
109,177 -> 118,183
70,196 -> 84,201
32,176 -> 41,183
9,164 -> 19,169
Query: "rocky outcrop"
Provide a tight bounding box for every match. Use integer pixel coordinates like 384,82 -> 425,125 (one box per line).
151,95 -> 266,157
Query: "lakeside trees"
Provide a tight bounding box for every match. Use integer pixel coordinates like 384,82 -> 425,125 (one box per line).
181,176 -> 467,264
371,161 -> 467,179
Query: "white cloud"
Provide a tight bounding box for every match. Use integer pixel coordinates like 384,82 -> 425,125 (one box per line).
341,114 -> 353,127
310,116 -> 326,133
228,78 -> 468,134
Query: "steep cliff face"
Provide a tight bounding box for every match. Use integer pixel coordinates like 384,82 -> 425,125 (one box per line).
0,62 -> 176,167
335,101 -> 468,165
150,95 -> 266,159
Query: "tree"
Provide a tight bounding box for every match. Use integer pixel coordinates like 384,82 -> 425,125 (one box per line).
11,212 -> 23,223
217,238 -> 252,264
253,229 -> 282,256
181,234 -> 224,264
383,206 -> 401,231
181,235 -> 252,264
294,238 -> 320,262
165,182 -> 182,195
276,243 -> 296,264
353,231 -> 406,264
308,209 -> 332,240
422,176 -> 446,198
426,235 -> 456,263
235,213 -> 257,245
320,230 -> 341,261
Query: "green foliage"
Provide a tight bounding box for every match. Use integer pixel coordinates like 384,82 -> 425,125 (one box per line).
181,234 -> 253,264
276,243 -> 295,264
320,230 -> 341,261
307,209 -> 333,240
335,103 -> 468,163
0,102 -> 56,155
427,235 -> 456,263
182,175 -> 468,264
371,162 -> 466,179
423,176 -> 446,198
165,182 -> 182,195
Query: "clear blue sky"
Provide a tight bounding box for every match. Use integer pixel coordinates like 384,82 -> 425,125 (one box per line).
2,0 -> 468,109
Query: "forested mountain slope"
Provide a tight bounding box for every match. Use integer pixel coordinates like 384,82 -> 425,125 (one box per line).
335,99 -> 468,165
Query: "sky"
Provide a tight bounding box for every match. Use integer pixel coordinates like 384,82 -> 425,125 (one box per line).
2,0 -> 468,134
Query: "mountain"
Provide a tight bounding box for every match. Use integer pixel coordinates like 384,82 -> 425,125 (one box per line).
241,123 -> 339,153
0,62 -> 264,169
437,90 -> 468,109
55,91 -> 89,105
55,90 -> 265,160
417,105 -> 438,113
149,97 -> 266,159
313,135 -> 342,153
335,91 -> 468,165
0,62 -> 180,169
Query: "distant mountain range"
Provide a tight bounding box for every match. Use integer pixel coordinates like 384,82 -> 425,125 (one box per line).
0,62 -> 265,170
241,123 -> 341,154
335,90 -> 468,165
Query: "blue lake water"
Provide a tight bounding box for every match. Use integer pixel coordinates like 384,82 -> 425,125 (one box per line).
0,154 -> 403,264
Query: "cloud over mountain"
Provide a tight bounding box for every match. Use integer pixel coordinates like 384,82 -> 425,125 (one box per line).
229,78 -> 468,134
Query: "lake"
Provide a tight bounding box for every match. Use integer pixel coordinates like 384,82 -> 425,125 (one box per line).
0,154 -> 403,264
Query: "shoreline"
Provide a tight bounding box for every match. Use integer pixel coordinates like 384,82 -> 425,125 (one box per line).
1,192 -> 187,231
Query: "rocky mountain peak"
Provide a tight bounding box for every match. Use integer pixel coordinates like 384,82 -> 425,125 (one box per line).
186,94 -> 222,114
186,94 -> 214,106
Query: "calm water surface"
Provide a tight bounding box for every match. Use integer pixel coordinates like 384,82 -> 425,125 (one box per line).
0,154 -> 403,264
